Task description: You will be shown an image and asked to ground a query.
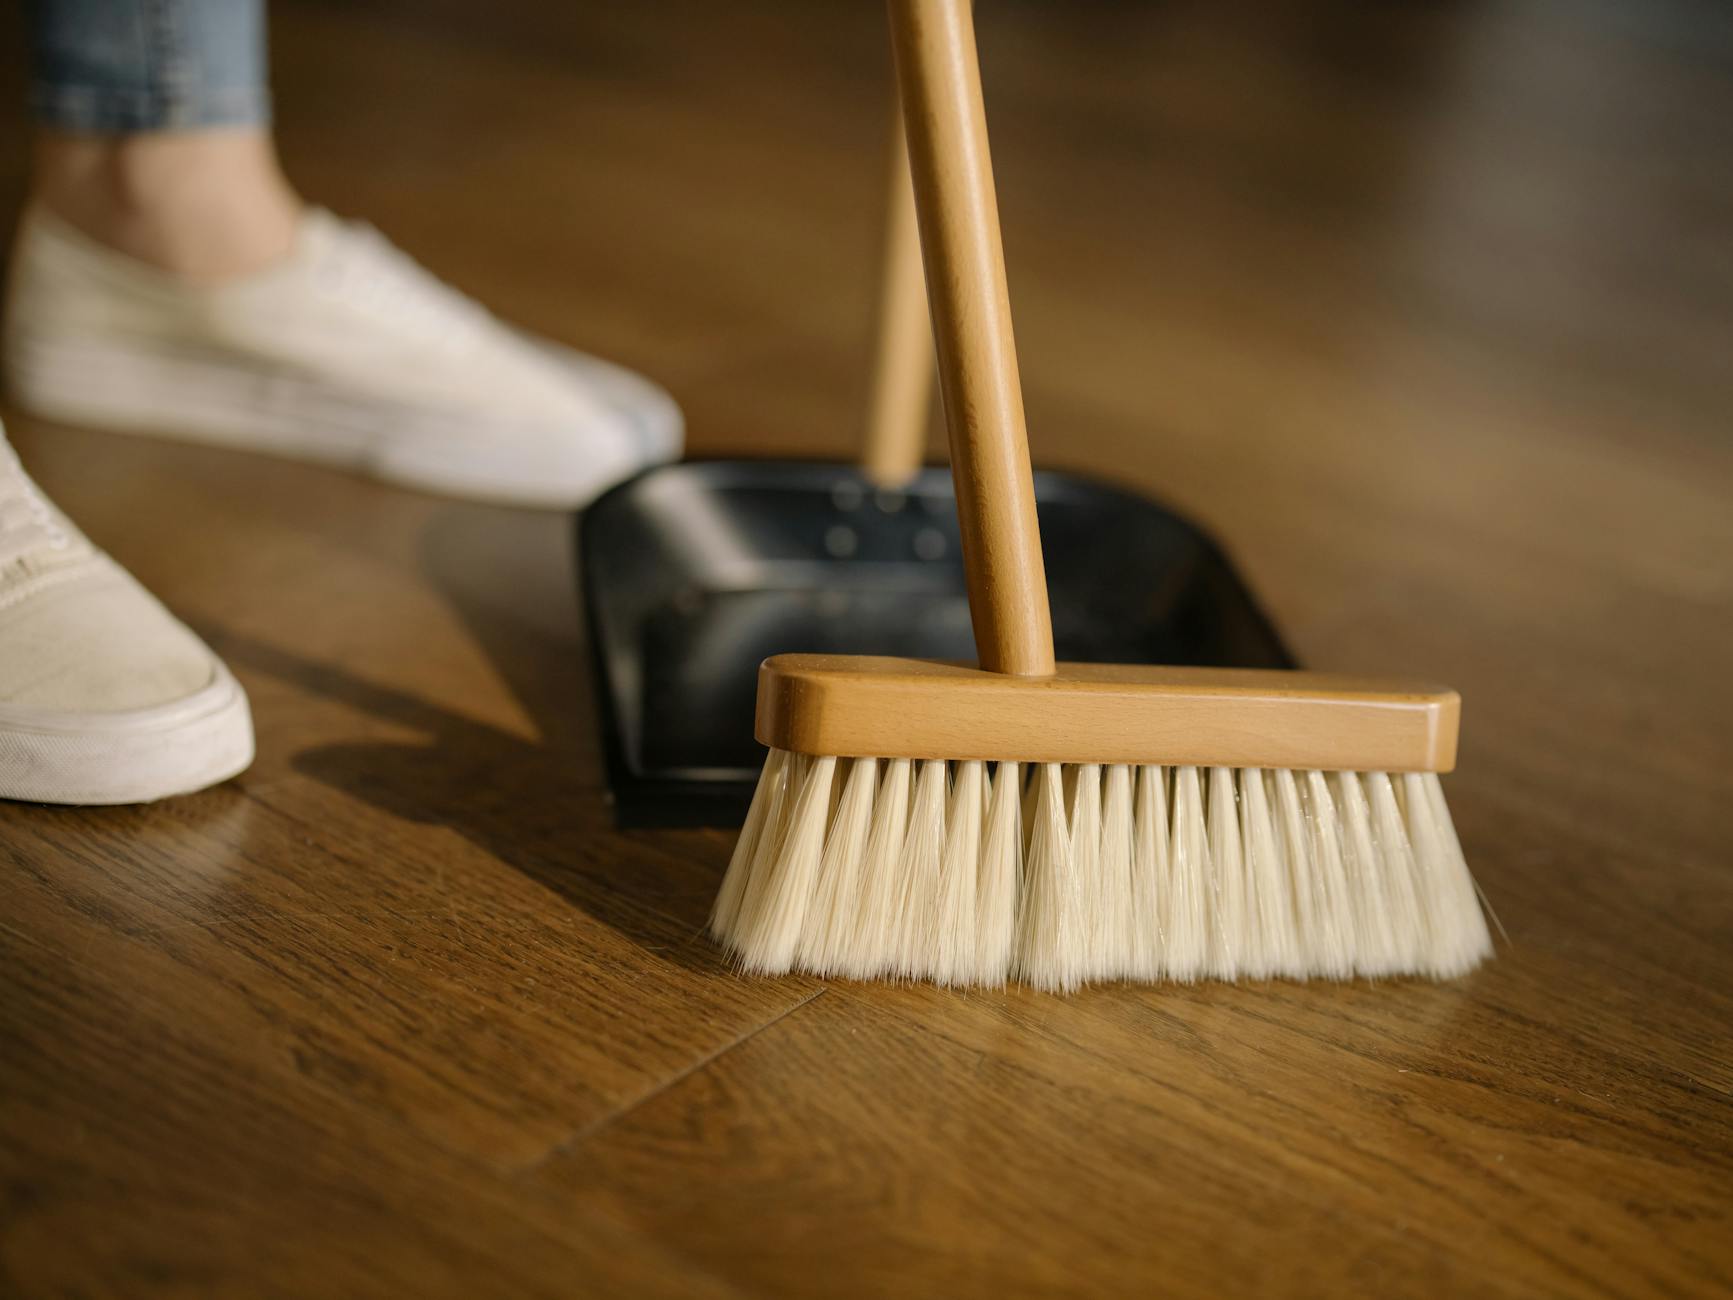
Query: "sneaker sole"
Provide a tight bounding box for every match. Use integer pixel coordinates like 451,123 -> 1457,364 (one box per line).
0,663 -> 255,805
6,331 -> 680,509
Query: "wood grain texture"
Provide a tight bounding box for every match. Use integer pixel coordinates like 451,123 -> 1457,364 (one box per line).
754,654 -> 1461,770
2,0 -> 1731,1296
890,0 -> 1055,677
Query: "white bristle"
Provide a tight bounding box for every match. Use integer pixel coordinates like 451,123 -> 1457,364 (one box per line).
732,755 -> 836,973
1277,767 -> 1350,979
1207,765 -> 1246,980
1268,769 -> 1315,978
841,758 -> 913,979
1334,770 -> 1408,973
1018,767 -> 1040,854
1242,769 -> 1300,976
1303,770 -> 1355,975
974,761 -> 1021,985
1015,764 -> 1081,992
1407,772 -> 1494,976
1165,766 -> 1212,980
720,750 -> 802,952
714,750 -> 1495,991
1366,771 -> 1429,976
711,747 -> 790,944
1099,765 -> 1135,981
1297,769 -> 1356,978
796,756 -> 877,974
933,760 -> 985,986
1069,765 -> 1104,979
891,760 -> 949,978
1128,765 -> 1168,979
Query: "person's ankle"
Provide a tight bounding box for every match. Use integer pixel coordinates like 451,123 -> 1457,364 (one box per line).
29,127 -> 303,282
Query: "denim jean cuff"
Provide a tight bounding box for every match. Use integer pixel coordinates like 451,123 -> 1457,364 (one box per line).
29,83 -> 271,133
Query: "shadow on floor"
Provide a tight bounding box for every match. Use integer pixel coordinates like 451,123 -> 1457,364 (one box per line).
210,501 -> 733,974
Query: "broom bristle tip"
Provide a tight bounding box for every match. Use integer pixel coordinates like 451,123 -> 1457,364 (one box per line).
713,750 -> 1493,992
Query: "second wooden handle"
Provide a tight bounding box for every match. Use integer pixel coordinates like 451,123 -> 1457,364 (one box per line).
860,111 -> 933,486
888,0 -> 1055,678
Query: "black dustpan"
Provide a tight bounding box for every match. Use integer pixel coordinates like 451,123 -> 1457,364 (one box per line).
577,103 -> 1289,827
579,459 -> 1292,826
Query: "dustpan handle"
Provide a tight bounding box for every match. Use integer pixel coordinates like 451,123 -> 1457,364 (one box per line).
888,0 -> 1056,678
860,107 -> 933,487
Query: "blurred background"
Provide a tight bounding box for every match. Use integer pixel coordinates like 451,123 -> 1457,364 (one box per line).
3,7 -> 1731,1294
0,0 -> 1728,759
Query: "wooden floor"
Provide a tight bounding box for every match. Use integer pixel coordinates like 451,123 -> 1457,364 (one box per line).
3,1 -> 1732,1295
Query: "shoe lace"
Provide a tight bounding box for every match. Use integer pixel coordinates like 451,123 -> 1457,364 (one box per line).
0,443 -> 76,569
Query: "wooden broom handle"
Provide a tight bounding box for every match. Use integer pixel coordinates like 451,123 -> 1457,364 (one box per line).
860,109 -> 933,486
888,0 -> 1056,677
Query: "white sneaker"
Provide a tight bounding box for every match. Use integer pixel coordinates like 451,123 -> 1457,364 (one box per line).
0,431 -> 253,804
3,207 -> 682,508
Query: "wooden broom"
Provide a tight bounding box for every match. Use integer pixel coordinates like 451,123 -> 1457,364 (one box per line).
712,0 -> 1492,991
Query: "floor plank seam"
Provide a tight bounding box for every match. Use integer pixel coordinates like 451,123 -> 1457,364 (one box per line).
512,986 -> 826,1177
